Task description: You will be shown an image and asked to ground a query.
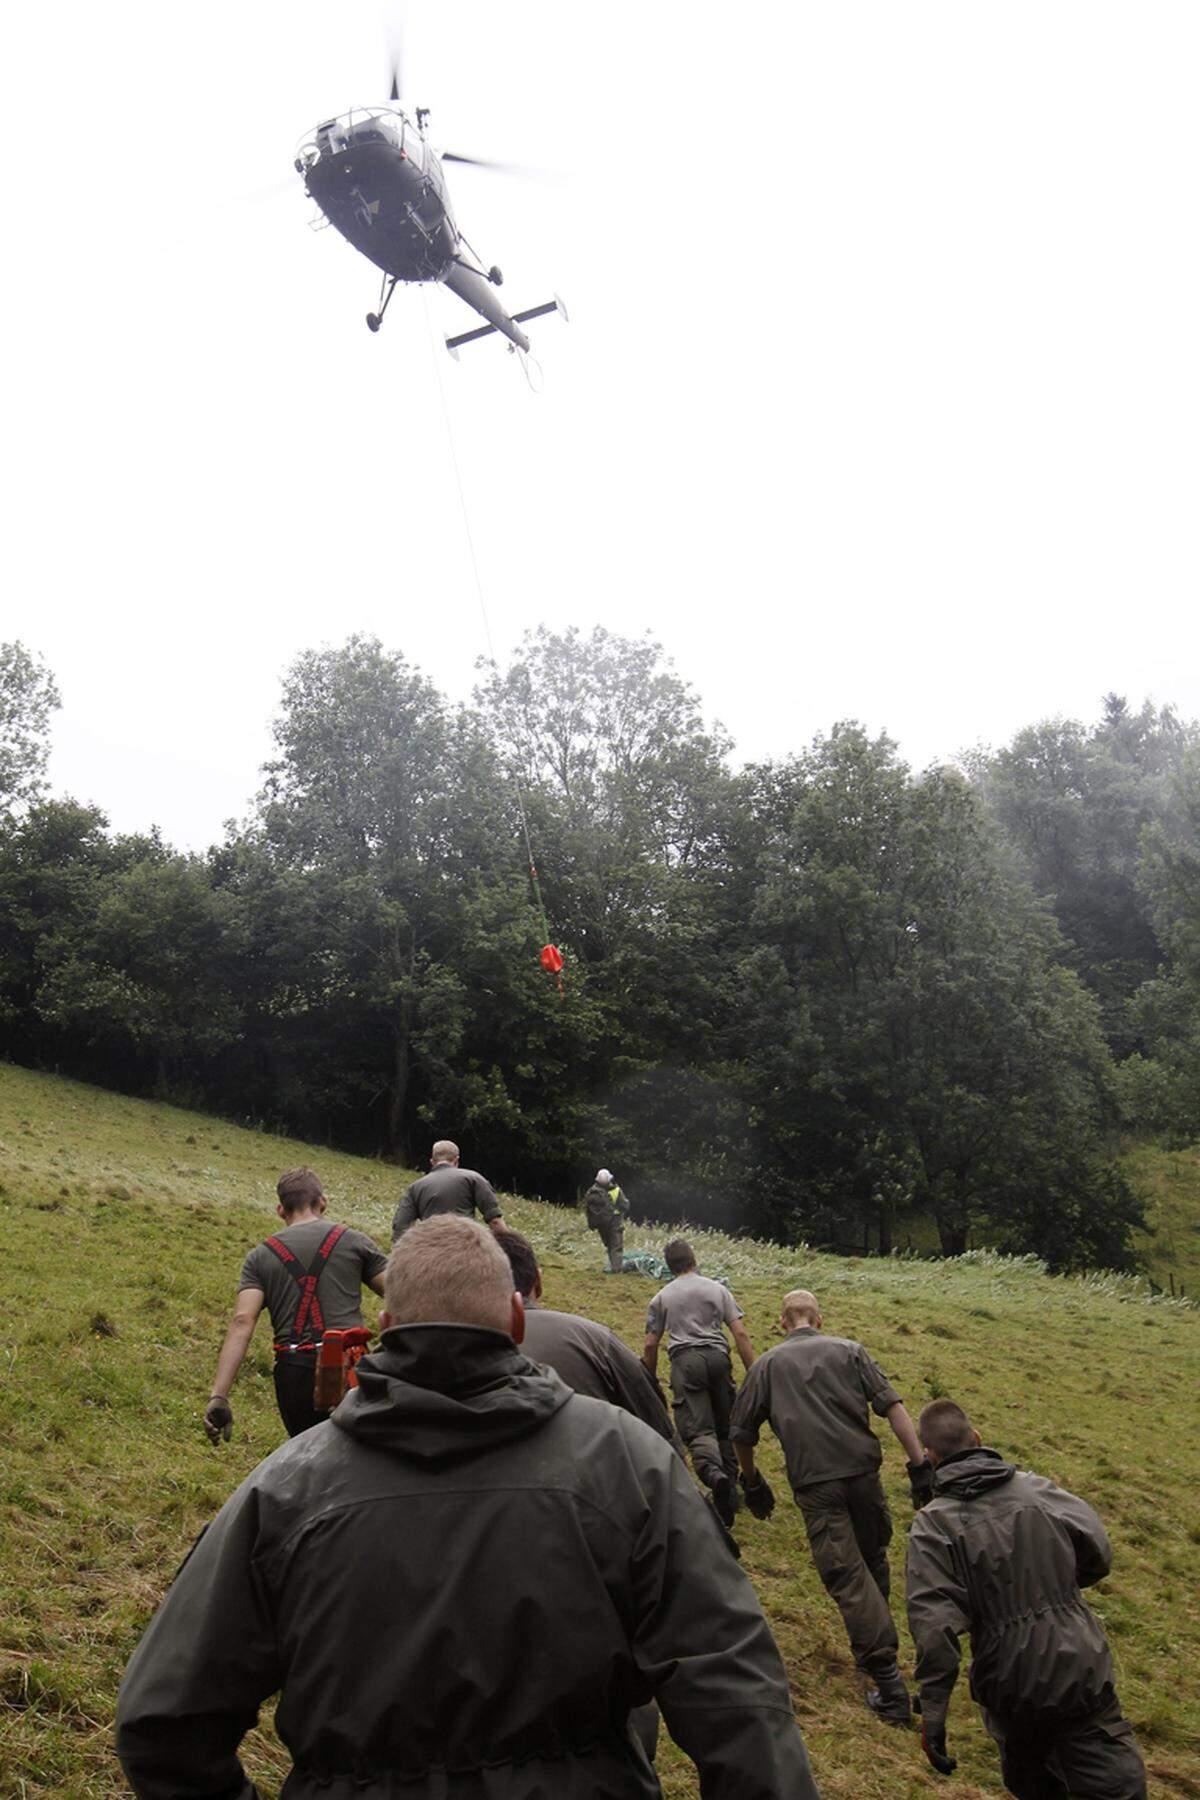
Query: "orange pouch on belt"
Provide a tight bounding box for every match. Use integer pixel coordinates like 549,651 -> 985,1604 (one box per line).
313,1327 -> 373,1409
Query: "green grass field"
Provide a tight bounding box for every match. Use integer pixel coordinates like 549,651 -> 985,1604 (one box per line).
1,1062 -> 1198,1798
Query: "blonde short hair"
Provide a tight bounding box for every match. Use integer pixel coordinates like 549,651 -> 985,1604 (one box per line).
781,1288 -> 821,1328
384,1215 -> 514,1333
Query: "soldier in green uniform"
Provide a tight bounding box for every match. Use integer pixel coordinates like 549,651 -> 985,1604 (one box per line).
906,1398 -> 1147,1796
392,1140 -> 505,1242
731,1286 -> 931,1724
204,1166 -> 387,1442
643,1239 -> 757,1528
582,1166 -> 631,1273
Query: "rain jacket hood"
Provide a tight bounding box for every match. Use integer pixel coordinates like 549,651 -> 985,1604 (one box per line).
932,1445 -> 1018,1500
338,1324 -> 571,1464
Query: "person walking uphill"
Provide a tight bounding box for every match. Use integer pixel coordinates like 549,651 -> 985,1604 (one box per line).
204,1166 -> 387,1443
496,1228 -> 677,1448
906,1398 -> 1146,1798
643,1238 -> 756,1529
583,1167 -> 630,1273
117,1216 -> 823,1800
391,1138 -> 505,1242
731,1287 -> 932,1726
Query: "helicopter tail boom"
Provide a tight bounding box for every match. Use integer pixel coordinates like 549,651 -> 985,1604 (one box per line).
442,262 -> 531,353
444,294 -> 568,358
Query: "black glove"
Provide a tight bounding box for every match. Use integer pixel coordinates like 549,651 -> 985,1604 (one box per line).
921,1720 -> 957,1776
907,1457 -> 936,1509
204,1396 -> 233,1443
739,1469 -> 776,1520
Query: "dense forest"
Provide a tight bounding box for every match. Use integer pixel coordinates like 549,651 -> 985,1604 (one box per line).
3,632 -> 1199,1269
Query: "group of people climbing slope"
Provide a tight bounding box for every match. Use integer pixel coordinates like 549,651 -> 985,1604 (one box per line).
144,1141 -> 1146,1800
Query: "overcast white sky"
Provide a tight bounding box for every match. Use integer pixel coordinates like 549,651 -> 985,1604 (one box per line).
4,3 -> 1198,849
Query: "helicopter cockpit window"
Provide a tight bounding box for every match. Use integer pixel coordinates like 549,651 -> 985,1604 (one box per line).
344,112 -> 401,149
403,125 -> 423,169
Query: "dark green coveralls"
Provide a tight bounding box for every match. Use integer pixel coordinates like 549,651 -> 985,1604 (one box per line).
906,1447 -> 1146,1799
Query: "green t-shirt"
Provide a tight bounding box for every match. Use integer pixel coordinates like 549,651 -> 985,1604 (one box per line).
238,1219 -> 387,1344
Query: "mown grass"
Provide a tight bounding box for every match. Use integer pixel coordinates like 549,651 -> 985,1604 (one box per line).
1,1061 -> 1198,1799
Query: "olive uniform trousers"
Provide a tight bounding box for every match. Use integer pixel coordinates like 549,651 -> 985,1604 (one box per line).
669,1343 -> 739,1493
796,1469 -> 899,1678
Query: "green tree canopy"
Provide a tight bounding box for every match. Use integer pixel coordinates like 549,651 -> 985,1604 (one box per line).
0,642 -> 60,820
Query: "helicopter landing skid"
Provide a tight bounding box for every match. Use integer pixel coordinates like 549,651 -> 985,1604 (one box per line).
366,274 -> 399,333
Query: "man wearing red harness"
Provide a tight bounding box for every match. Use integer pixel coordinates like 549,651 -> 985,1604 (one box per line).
204,1166 -> 387,1443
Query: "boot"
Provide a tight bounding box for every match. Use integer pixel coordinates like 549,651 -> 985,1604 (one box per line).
865,1669 -> 912,1726
711,1473 -> 738,1530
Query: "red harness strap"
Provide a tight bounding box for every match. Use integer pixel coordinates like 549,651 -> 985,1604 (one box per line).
263,1223 -> 347,1344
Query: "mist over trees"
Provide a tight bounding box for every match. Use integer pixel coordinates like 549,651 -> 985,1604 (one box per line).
4,628 -> 1199,1270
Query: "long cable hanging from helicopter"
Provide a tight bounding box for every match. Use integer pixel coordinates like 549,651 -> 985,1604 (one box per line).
421,289 -> 566,996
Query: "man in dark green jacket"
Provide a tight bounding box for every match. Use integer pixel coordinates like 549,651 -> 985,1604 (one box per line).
906,1398 -> 1146,1798
117,1216 -> 820,1800
583,1166 -> 630,1273
391,1139 -> 505,1242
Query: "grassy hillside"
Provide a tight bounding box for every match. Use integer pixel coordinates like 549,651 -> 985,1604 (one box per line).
1,1062 -> 1197,1800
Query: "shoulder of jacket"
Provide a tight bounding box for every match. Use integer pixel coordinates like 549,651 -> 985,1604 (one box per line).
910,1497 -> 961,1542
539,1306 -> 605,1338
1012,1468 -> 1085,1510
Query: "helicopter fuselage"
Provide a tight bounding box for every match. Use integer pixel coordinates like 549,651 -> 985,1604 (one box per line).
298,109 -> 459,283
295,106 -> 561,355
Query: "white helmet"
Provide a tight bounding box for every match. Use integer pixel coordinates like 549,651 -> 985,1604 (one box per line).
596,1167 -> 614,1185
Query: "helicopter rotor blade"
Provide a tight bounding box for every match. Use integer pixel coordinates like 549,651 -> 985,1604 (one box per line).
386,17 -> 405,103
441,151 -> 552,181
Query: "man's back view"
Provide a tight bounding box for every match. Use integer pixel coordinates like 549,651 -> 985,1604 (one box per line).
391,1139 -> 504,1242
906,1398 -> 1146,1797
642,1238 -> 756,1529
731,1287 -> 928,1724
118,1216 -> 820,1800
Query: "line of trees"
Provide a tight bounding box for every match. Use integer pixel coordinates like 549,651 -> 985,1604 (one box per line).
3,632 -> 1198,1269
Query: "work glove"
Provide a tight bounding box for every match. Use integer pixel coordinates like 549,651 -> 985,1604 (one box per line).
920,1720 -> 957,1776
204,1396 -> 233,1444
907,1457 -> 936,1509
739,1469 -> 776,1520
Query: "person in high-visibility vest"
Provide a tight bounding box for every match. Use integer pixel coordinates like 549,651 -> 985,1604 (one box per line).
582,1166 -> 631,1273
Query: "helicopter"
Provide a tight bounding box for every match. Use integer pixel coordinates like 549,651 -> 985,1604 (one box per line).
294,72 -> 565,357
